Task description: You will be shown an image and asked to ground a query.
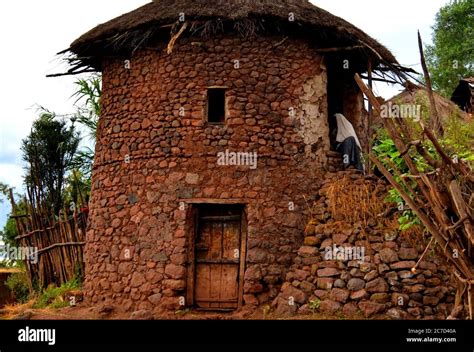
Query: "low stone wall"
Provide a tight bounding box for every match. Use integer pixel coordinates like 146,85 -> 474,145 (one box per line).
272,171 -> 456,319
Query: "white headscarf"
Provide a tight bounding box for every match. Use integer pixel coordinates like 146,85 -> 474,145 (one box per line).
335,113 -> 362,150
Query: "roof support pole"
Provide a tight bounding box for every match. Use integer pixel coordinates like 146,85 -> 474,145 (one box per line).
366,59 -> 373,171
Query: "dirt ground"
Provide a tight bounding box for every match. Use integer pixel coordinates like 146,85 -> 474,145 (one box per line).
0,299 -> 372,320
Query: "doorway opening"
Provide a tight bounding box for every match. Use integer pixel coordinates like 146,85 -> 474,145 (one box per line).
186,204 -> 246,311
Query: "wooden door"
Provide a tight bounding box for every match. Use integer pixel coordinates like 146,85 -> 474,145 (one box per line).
194,205 -> 242,310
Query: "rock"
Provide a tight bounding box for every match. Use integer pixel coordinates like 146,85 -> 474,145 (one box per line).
359,302 -> 385,318
409,293 -> 423,302
273,297 -> 297,316
399,248 -> 418,260
299,281 -> 316,294
280,285 -> 307,304
364,270 -> 378,282
385,271 -> 398,280
243,282 -> 264,293
185,173 -> 199,184
423,296 -> 440,306
320,300 -> 342,314
348,261 -> 360,268
424,287 -> 441,296
165,264 -> 186,279
349,268 -> 364,278
243,294 -> 259,306
360,263 -> 373,273
407,307 -> 423,317
333,233 -> 348,245
131,272 -> 146,287
304,237 -> 321,246
334,279 -> 346,288
404,284 -> 425,293
314,290 -> 329,299
330,288 -> 350,303
425,277 -> 441,287
398,270 -> 414,279
130,310 -> 154,320
342,302 -> 359,317
347,278 -> 365,291
317,278 -> 334,290
350,289 -> 368,301
419,261 -> 437,271
247,248 -> 268,263
298,304 -> 311,315
366,278 -> 389,293
298,246 -> 318,258
387,308 -> 410,320
378,264 -> 390,274
294,269 -> 310,281
320,238 -> 333,249
391,293 -> 409,308
97,304 -> 115,316
370,293 -> 389,303
245,266 -> 263,281
147,293 -> 162,305
163,279 -> 186,291
390,261 -> 417,270
379,248 -> 399,263
317,268 -> 340,277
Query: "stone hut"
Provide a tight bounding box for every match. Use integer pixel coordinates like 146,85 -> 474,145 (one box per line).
65,0 -> 405,312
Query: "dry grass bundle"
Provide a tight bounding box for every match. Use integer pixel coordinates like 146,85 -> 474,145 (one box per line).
325,176 -> 387,227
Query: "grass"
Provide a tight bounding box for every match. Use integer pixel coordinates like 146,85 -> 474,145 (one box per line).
32,279 -> 82,309
0,299 -> 35,320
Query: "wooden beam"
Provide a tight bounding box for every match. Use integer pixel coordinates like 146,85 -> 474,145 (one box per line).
367,59 -> 373,169
35,242 -> 85,256
179,198 -> 247,205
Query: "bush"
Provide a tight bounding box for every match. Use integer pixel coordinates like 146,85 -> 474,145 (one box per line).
33,278 -> 81,309
5,272 -> 30,303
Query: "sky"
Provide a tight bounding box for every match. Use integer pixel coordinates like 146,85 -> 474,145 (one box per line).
0,0 -> 450,228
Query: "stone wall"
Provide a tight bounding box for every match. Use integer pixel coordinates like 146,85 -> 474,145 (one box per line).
84,35 -> 351,312
272,170 -> 456,319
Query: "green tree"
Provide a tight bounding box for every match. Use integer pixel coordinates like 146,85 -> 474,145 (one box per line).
0,182 -> 9,202
0,183 -> 18,248
21,110 -> 80,215
70,75 -> 101,179
425,0 -> 474,97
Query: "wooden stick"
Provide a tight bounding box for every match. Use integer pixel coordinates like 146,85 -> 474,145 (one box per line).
167,22 -> 188,55
417,31 -> 443,137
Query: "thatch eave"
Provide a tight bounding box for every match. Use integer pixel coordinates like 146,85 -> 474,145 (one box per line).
56,0 -> 411,80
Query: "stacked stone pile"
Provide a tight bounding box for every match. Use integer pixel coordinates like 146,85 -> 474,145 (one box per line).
272,170 -> 456,319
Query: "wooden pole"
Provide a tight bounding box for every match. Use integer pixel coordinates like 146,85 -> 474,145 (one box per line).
417,31 -> 443,137
367,59 -> 373,171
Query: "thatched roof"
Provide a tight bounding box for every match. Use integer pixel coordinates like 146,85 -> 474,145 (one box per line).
388,87 -> 469,121
65,0 -> 400,74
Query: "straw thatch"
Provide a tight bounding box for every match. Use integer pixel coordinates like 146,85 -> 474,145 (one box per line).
66,0 -> 400,73
388,86 -> 469,122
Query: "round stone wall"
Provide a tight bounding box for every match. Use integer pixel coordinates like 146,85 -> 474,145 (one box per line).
85,34 -> 337,312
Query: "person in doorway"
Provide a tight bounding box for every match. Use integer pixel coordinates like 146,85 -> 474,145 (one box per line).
334,113 -> 364,172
